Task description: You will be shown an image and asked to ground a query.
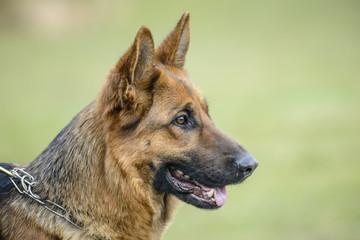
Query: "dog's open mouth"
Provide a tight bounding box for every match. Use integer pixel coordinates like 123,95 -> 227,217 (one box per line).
166,167 -> 227,207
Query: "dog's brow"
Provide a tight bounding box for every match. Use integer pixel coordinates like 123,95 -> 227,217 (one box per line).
176,78 -> 193,98
162,69 -> 194,98
170,103 -> 193,113
173,77 -> 194,100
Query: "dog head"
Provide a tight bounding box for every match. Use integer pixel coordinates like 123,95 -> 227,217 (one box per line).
96,12 -> 258,209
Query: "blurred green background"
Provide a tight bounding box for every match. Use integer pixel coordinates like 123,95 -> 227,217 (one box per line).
0,0 -> 359,239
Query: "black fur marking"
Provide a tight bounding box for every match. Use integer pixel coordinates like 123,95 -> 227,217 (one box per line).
148,162 -> 156,173
145,70 -> 161,92
120,118 -> 141,132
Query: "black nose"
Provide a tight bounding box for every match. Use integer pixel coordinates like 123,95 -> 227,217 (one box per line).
234,153 -> 258,177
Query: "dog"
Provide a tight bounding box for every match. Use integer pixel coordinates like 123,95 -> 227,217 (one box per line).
0,12 -> 258,240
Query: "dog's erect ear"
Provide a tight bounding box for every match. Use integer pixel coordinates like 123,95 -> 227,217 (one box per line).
98,26 -> 155,114
155,11 -> 190,68
124,26 -> 154,83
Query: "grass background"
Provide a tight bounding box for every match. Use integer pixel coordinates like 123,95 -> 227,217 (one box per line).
0,0 -> 359,239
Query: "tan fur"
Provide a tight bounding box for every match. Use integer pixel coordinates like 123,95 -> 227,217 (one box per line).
0,11 -> 257,240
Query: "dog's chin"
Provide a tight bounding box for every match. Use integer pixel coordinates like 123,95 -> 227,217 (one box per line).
162,167 -> 228,209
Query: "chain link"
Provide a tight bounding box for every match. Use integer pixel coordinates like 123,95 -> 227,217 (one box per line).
8,168 -> 83,229
0,166 -> 108,239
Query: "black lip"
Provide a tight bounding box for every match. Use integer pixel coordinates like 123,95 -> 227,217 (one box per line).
163,167 -> 220,209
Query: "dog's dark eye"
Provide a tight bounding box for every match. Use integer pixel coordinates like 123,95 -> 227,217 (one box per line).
175,115 -> 188,126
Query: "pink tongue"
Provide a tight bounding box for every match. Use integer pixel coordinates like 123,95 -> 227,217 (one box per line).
214,186 -> 227,206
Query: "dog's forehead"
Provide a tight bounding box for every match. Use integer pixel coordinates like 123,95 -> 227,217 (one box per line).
155,66 -> 208,113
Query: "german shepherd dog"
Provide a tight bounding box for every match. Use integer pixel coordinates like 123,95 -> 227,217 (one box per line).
0,12 -> 258,240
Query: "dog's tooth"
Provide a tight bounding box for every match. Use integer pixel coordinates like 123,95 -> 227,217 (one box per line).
211,198 -> 216,201
176,170 -> 184,175
206,189 -> 214,198
184,175 -> 190,179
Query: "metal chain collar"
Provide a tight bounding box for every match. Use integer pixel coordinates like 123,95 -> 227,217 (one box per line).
0,166 -> 83,229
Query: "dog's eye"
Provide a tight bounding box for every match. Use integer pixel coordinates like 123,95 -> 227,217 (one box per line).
175,115 -> 188,126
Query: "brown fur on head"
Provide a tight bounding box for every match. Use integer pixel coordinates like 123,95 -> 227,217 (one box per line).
96,11 -> 257,211
95,12 -> 191,176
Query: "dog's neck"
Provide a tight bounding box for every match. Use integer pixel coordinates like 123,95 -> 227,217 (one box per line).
25,103 -> 178,239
